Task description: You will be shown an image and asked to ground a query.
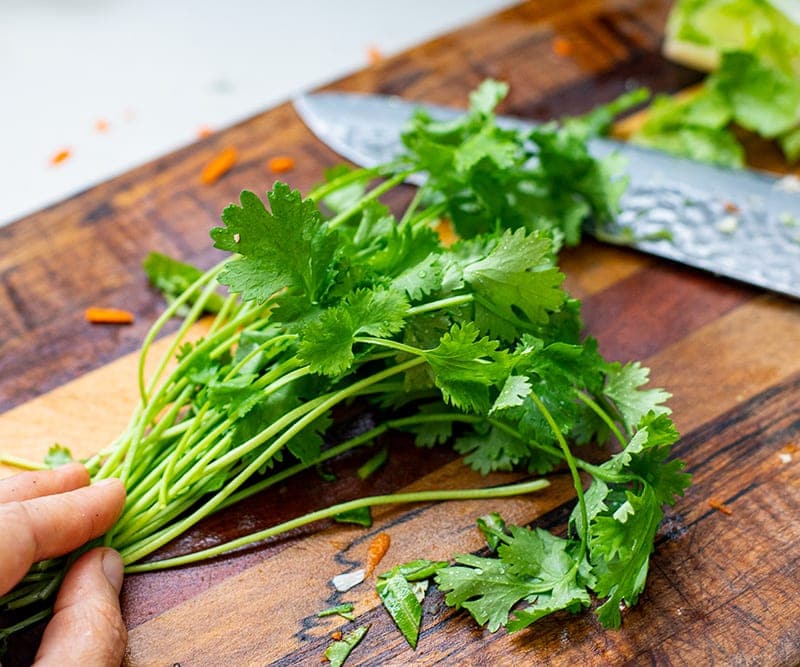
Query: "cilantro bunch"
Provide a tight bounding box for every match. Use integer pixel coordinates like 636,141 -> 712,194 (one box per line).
0,81 -> 687,647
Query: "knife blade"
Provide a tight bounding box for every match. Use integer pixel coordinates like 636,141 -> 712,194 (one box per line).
293,92 -> 800,300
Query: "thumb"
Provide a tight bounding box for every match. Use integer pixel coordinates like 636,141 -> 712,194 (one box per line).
34,548 -> 127,667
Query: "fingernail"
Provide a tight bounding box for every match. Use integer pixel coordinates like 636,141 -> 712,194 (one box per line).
101,549 -> 125,593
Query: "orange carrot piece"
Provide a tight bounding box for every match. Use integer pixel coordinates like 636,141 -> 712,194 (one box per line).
435,218 -> 459,248
50,148 -> 72,166
94,118 -> 109,132
708,498 -> 733,515
201,147 -> 238,185
268,155 -> 295,174
365,532 -> 391,576
84,307 -> 135,325
552,36 -> 573,58
330,631 -> 343,641
367,45 -> 384,64
197,125 -> 215,139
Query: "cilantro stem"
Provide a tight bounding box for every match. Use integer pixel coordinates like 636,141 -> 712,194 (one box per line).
306,166 -> 382,202
124,478 -> 550,573
353,337 -> 423,357
118,357 -> 428,563
328,171 -> 414,229
0,608 -> 53,644
399,187 -> 426,226
576,391 -> 628,446
0,454 -> 48,471
406,294 -> 474,316
137,259 -> 226,403
529,392 -> 589,566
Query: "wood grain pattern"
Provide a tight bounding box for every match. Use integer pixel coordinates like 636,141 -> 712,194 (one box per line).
2,0 -> 799,664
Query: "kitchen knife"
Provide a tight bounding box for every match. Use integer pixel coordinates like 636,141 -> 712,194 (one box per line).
293,92 -> 800,300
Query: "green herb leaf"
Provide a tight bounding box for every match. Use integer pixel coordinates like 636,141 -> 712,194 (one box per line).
376,571 -> 424,648
378,559 -> 448,582
44,444 -> 73,469
317,603 -> 356,621
476,512 -> 507,551
324,625 -> 369,667
211,185 -> 338,307
334,507 -> 373,527
424,322 -> 509,414
142,252 -> 226,314
462,229 -> 565,331
604,362 -> 671,432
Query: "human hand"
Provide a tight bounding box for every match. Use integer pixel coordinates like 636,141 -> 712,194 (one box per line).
0,463 -> 127,666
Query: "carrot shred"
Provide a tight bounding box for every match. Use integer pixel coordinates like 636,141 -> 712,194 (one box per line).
201,147 -> 238,185
268,156 -> 295,174
552,36 -> 573,58
197,125 -> 215,139
330,631 -> 343,641
723,201 -> 740,214
707,498 -> 733,515
85,307 -> 135,325
50,149 -> 72,166
367,45 -> 384,64
365,532 -> 391,576
435,218 -> 459,248
94,119 -> 109,132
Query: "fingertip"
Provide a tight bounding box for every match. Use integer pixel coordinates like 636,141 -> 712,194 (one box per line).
101,548 -> 124,594
36,548 -> 127,666
57,460 -> 89,473
47,461 -> 91,490
92,477 -> 127,515
93,477 -> 126,495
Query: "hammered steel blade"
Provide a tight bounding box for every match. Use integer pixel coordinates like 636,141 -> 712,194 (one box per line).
294,92 -> 800,300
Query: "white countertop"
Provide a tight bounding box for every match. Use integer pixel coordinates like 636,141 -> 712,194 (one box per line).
0,0 -> 514,227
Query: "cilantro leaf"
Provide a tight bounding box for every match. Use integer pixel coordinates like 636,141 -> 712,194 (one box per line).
490,375 -> 532,414
345,288 -> 409,338
324,625 -> 369,667
463,229 -> 565,332
377,571 -> 424,648
211,185 -> 338,307
604,362 -> 671,432
402,79 -> 631,245
423,322 -> 509,414
476,512 -> 508,551
378,559 -> 448,582
298,287 -> 409,376
435,553 -> 536,633
334,506 -> 373,527
391,253 -> 443,302
143,252 -> 226,314
319,164 -> 368,214
44,444 -> 73,468
468,79 -> 510,115
436,522 -> 591,633
317,602 -> 356,621
454,425 -> 530,474
590,486 -> 662,629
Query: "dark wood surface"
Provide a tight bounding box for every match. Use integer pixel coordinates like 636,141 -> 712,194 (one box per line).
2,0 -> 800,664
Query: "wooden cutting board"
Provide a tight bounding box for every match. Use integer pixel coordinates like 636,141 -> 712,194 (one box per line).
2,0 -> 800,664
